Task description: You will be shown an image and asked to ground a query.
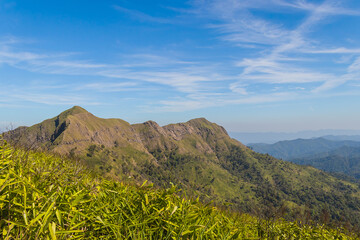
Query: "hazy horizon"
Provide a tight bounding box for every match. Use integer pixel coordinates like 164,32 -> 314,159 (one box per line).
230,129 -> 360,144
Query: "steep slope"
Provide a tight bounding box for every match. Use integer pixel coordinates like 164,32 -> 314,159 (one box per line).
4,106 -> 360,226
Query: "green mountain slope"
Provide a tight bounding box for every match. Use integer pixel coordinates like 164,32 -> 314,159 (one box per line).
2,139 -> 358,239
4,106 -> 360,226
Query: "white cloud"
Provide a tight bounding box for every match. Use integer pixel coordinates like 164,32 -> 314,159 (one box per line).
274,0 -> 360,15
150,91 -> 299,112
348,57 -> 360,72
113,5 -> 172,24
98,70 -> 217,94
211,17 -> 289,46
305,47 -> 360,54
9,92 -> 100,105
78,82 -> 140,92
229,83 -> 248,95
201,0 -> 290,47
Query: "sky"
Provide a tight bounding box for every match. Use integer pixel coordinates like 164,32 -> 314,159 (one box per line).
1,0 -> 360,133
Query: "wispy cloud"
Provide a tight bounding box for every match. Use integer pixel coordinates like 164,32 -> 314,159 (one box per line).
151,91 -> 299,112
305,47 -> 360,54
199,1 -> 290,47
0,86 -> 100,105
113,5 -> 172,24
97,69 -> 222,94
348,57 -> 360,72
0,92 -> 100,106
78,82 -> 140,92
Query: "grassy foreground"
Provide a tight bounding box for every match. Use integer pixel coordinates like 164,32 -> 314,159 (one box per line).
0,139 -> 358,239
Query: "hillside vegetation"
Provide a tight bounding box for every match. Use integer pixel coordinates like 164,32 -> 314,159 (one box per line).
1,139 -> 358,239
4,106 -> 360,228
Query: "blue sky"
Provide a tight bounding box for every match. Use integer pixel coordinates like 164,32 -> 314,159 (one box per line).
1,0 -> 360,133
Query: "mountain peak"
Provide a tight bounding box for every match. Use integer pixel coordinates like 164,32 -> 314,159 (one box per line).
189,117 -> 208,122
186,118 -> 229,137
61,106 -> 89,116
187,117 -> 211,126
56,106 -> 92,121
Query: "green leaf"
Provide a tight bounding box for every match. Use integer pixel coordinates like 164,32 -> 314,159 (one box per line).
49,222 -> 56,240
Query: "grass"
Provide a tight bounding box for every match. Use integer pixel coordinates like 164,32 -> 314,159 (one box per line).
0,137 -> 358,239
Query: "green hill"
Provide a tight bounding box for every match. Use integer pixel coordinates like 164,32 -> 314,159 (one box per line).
4,106 -> 360,227
1,138 -> 358,239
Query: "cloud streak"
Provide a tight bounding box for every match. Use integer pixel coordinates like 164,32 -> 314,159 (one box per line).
113,5 -> 172,24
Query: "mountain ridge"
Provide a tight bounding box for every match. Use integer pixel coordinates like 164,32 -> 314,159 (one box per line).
6,107 -> 239,159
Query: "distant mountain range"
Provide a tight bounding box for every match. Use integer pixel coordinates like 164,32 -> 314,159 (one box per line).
322,135 -> 360,142
230,131 -> 360,144
3,106 -> 360,225
249,138 -> 360,179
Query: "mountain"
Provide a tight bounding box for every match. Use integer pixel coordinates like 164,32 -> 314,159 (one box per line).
249,138 -> 360,179
248,137 -> 360,160
4,106 -> 360,226
291,146 -> 360,179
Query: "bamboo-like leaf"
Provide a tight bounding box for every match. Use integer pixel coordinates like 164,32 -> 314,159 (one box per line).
145,193 -> 149,205
23,210 -> 29,225
28,212 -> 45,227
170,206 -> 178,216
141,180 -> 148,188
49,222 -> 56,240
55,209 -> 62,226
